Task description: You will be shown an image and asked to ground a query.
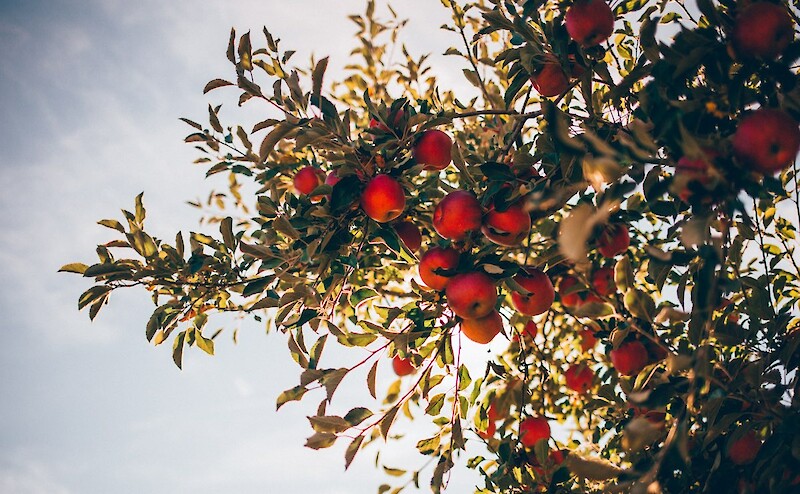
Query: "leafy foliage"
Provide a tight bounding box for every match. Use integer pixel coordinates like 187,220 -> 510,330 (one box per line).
63,0 -> 800,492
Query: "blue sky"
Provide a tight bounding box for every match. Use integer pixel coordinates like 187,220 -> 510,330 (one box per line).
0,1 -> 491,492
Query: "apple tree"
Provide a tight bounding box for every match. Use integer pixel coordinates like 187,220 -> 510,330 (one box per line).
62,0 -> 800,492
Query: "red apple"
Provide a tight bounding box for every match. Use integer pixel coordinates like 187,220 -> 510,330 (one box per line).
609,340 -> 649,376
392,355 -> 415,376
530,60 -> 569,97
565,363 -> 594,393
591,266 -> 615,296
413,129 -> 453,170
293,166 -> 325,195
418,247 -> 460,291
520,415 -> 551,448
732,2 -> 793,60
727,430 -> 762,465
597,223 -> 630,258
565,0 -> 615,47
559,275 -> 585,308
433,190 -> 483,241
361,174 -> 406,223
488,402 -> 506,422
511,268 -> 555,316
580,328 -> 597,352
369,110 -> 405,132
324,171 -> 341,187
732,109 -> 800,174
482,201 -> 532,246
394,220 -> 422,252
523,320 -> 538,339
446,272 -> 498,319
461,310 -> 503,344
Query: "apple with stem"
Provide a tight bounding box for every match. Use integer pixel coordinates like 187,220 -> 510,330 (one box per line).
530,58 -> 569,97
520,415 -> 551,448
565,363 -> 594,393
392,355 -> 415,376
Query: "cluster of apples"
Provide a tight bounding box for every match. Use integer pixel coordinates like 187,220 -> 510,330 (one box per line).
528,0 -> 614,97
672,1 -> 800,206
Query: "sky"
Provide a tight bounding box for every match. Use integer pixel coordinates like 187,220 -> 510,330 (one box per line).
0,1 -> 492,493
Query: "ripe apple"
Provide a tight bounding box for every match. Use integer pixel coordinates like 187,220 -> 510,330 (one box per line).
727,430 -> 761,465
597,223 -> 630,258
361,174 -> 406,223
369,109 -> 405,132
461,310 -> 503,344
520,415 -> 551,448
609,340 -> 649,376
433,190 -> 483,241
324,171 -> 341,187
565,0 -> 615,47
732,2 -> 793,60
392,355 -> 415,376
482,201 -> 532,246
511,268 -> 556,316
488,402 -> 506,422
413,129 -> 453,170
394,220 -> 422,252
580,328 -> 597,352
418,247 -> 460,291
293,166 -> 325,195
530,59 -> 569,97
732,109 -> 800,174
591,266 -> 615,296
565,363 -> 594,393
446,272 -> 498,319
523,320 -> 538,339
478,419 -> 496,440
559,275 -> 585,308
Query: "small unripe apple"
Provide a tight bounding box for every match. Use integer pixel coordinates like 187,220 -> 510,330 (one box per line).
727,430 -> 761,465
482,201 -> 532,246
732,109 -> 800,174
565,363 -> 594,393
520,415 -> 551,448
433,190 -> 483,241
591,266 -> 615,296
392,355 -> 415,376
732,2 -> 794,60
293,166 -> 325,195
597,223 -> 630,258
530,60 -> 569,97
609,340 -> 649,376
460,310 -> 503,344
361,174 -> 406,223
511,268 -> 556,316
394,220 -> 422,252
446,272 -> 498,319
413,129 -> 453,170
565,0 -> 615,47
418,247 -> 460,291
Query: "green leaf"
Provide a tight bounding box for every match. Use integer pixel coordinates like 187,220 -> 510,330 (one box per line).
134,192 -> 145,226
83,263 -> 131,278
258,121 -> 295,163
308,415 -> 350,433
344,407 -> 374,426
304,431 -> 337,450
59,263 -> 88,274
203,79 -> 234,94
194,331 -> 215,355
242,278 -> 269,297
78,285 -> 112,310
172,330 -> 186,369
276,385 -> 308,410
311,56 -> 329,103
344,435 -> 364,470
